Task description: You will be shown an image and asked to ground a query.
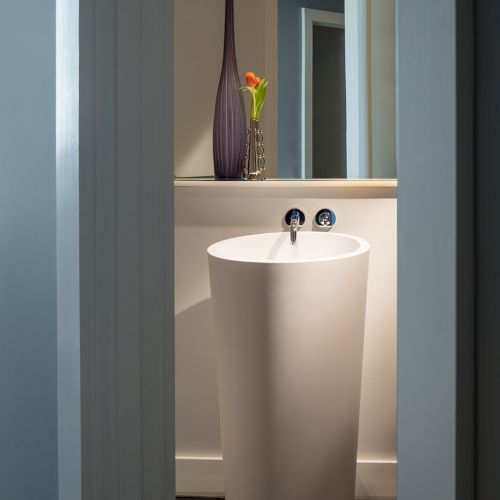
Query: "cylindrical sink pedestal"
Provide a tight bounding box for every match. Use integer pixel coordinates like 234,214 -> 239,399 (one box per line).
208,232 -> 370,500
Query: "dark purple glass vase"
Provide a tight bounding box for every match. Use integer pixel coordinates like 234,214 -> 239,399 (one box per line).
213,0 -> 247,179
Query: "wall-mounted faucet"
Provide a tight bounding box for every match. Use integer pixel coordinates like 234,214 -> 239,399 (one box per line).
290,212 -> 300,244
285,208 -> 305,245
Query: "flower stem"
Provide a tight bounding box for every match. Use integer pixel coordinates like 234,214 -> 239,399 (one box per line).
251,89 -> 257,120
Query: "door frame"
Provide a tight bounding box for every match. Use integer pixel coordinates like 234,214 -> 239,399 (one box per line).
301,8 -> 345,179
301,2 -> 370,180
54,0 -> 475,498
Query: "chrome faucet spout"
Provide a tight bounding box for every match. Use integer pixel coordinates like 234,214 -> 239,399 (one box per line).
285,208 -> 304,245
290,211 -> 300,245
290,220 -> 298,244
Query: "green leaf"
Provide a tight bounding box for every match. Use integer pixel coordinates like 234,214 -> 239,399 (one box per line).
254,79 -> 268,120
240,79 -> 269,120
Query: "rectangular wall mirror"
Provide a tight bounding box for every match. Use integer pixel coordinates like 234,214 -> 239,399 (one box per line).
174,0 -> 396,179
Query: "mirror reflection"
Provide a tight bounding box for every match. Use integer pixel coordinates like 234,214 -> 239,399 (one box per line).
174,0 -> 396,179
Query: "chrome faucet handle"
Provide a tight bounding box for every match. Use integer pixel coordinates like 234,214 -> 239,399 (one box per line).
315,209 -> 336,228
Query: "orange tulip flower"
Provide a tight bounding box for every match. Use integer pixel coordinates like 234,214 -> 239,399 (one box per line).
245,71 -> 258,88
242,70 -> 269,120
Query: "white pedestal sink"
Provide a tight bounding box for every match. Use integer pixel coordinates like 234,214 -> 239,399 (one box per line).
207,231 -> 370,500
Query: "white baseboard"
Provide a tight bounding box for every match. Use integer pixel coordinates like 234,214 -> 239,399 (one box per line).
176,456 -> 396,499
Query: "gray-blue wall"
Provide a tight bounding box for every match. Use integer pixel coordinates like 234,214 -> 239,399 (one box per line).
0,2 -> 58,500
278,0 -> 344,178
397,0 -> 474,498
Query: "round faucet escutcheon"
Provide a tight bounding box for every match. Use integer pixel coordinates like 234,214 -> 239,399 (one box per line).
284,208 -> 305,226
315,209 -> 336,227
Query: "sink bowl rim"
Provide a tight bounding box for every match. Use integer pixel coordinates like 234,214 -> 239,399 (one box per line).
207,231 -> 370,264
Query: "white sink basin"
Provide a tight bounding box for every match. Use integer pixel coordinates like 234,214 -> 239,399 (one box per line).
208,231 -> 370,500
207,230 -> 369,263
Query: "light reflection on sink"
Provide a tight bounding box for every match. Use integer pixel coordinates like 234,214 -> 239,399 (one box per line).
207,231 -> 369,263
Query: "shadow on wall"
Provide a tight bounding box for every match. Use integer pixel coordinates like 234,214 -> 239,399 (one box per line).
175,299 -> 221,455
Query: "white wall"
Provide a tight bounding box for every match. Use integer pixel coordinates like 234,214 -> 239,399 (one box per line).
175,181 -> 397,498
174,0 -> 278,178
